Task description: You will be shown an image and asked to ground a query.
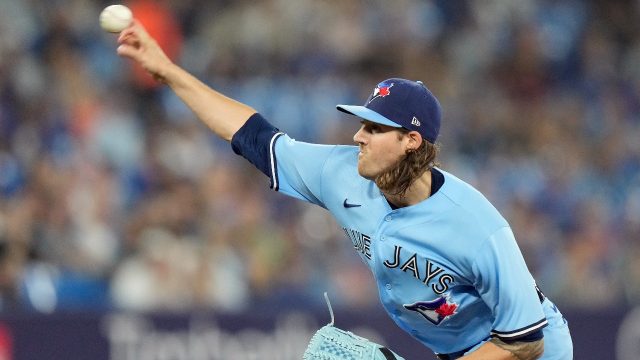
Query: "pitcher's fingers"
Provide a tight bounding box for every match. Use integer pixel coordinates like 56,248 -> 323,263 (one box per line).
129,19 -> 153,41
118,32 -> 137,47
117,44 -> 140,60
118,27 -> 136,44
118,19 -> 148,42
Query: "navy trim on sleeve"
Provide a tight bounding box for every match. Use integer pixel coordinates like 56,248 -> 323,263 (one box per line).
231,113 -> 284,188
491,318 -> 548,341
501,328 -> 544,344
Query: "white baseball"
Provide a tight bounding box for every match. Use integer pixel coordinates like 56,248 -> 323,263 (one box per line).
99,5 -> 133,33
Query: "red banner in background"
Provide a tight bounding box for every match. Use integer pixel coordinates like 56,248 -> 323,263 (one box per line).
0,325 -> 12,360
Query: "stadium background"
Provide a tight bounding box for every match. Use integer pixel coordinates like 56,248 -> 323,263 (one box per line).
0,0 -> 639,359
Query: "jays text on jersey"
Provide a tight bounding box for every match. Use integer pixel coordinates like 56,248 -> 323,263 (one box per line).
231,113 -> 571,358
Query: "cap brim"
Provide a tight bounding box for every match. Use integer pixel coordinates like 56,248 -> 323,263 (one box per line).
336,105 -> 402,128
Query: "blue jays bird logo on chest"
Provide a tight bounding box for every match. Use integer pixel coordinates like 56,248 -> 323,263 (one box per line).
404,296 -> 458,325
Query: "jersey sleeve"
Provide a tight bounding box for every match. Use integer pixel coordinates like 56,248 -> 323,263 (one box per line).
231,113 -> 284,182
271,134 -> 338,208
230,113 -> 344,208
471,227 -> 548,341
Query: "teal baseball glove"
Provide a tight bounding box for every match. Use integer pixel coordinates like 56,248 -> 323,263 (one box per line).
303,293 -> 405,360
303,324 -> 405,360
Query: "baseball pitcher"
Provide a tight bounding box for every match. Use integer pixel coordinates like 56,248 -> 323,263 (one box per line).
115,19 -> 573,360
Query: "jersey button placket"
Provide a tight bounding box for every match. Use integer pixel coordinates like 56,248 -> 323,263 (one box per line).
373,210 -> 394,290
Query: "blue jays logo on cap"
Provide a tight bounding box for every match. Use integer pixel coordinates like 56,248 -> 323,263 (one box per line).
404,295 -> 458,325
336,78 -> 442,143
367,81 -> 394,104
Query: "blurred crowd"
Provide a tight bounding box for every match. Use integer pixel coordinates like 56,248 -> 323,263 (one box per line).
0,0 -> 638,314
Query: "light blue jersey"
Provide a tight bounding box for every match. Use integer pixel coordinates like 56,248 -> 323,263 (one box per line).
271,134 -> 573,358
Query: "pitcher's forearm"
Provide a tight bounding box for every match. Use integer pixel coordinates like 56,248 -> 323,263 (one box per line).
163,63 -> 256,141
459,339 -> 543,360
459,342 -> 516,359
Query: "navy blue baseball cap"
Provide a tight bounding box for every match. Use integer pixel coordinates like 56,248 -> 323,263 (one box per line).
336,78 -> 442,143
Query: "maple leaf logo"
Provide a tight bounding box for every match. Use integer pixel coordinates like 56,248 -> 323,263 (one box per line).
377,85 -> 391,97
435,302 -> 457,317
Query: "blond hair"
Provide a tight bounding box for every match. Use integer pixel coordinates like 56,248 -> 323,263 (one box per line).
375,133 -> 440,197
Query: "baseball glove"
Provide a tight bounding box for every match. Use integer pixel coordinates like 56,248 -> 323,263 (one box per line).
303,293 -> 405,360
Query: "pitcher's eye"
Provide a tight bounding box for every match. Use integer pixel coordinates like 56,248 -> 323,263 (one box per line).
366,124 -> 380,133
359,121 -> 384,134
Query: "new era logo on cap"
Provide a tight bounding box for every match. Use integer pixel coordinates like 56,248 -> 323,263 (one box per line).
336,78 -> 442,143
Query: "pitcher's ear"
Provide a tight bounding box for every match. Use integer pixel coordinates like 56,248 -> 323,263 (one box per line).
406,130 -> 423,152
